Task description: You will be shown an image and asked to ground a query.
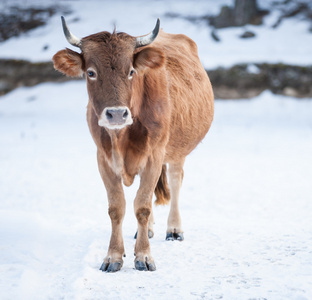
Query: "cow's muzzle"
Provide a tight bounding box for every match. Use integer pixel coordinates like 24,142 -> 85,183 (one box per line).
98,106 -> 133,130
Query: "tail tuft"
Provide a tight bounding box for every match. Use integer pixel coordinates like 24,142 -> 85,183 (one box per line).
154,164 -> 170,206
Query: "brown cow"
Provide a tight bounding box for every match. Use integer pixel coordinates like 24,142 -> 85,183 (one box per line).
53,17 -> 214,272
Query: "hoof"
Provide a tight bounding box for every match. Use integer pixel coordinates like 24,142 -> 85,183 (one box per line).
148,230 -> 154,239
166,232 -> 184,241
134,230 -> 154,239
99,261 -> 122,273
135,260 -> 156,271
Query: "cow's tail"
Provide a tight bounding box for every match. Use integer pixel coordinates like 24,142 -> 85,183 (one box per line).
154,164 -> 171,206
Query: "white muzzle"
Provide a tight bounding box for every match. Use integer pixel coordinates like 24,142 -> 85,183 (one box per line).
98,106 -> 133,130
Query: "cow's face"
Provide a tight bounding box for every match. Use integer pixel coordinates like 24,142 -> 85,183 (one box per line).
53,18 -> 164,130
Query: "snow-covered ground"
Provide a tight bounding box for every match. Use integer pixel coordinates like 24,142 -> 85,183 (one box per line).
1,1 -> 312,299
1,82 -> 312,299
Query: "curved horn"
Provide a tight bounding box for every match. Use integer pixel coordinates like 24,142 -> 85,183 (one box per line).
61,16 -> 82,48
135,19 -> 160,48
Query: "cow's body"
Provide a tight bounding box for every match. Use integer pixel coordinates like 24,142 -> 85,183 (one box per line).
87,30 -> 213,183
53,19 -> 213,272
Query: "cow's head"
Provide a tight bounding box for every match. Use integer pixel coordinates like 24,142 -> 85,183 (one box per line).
53,17 -> 165,130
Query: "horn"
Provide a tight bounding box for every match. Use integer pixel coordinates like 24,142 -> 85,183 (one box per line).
135,19 -> 160,48
61,16 -> 82,48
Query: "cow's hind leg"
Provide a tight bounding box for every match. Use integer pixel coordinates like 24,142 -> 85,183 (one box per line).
166,159 -> 185,241
97,150 -> 126,273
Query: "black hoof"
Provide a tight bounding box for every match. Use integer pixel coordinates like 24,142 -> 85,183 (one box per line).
134,230 -> 154,239
135,260 -> 147,271
166,232 -> 184,241
135,260 -> 156,271
99,261 -> 122,273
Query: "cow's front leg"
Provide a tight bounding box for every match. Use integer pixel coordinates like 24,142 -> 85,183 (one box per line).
134,208 -> 154,239
97,150 -> 126,273
134,153 -> 163,271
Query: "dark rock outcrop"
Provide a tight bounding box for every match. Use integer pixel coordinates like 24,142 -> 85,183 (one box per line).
210,0 -> 269,28
0,4 -> 71,43
209,63 -> 312,99
0,59 -> 79,96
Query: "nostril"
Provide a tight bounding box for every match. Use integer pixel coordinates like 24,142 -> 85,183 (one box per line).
106,110 -> 113,120
100,107 -> 133,128
123,110 -> 128,119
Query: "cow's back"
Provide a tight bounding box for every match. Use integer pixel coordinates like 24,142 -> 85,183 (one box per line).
152,31 -> 214,162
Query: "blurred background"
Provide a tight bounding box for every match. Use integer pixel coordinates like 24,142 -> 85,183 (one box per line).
1,1 -> 312,299
0,0 -> 312,98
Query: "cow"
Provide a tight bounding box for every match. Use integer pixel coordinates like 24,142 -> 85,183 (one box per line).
53,16 -> 214,272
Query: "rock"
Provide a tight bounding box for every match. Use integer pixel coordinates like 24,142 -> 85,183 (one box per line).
240,31 -> 256,38
211,5 -> 234,29
210,0 -> 269,29
211,30 -> 221,42
0,59 -> 81,96
233,0 -> 263,26
0,5 -> 70,42
208,63 -> 312,99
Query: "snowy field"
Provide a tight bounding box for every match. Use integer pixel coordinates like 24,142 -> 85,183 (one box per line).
1,83 -> 312,299
1,0 -> 312,299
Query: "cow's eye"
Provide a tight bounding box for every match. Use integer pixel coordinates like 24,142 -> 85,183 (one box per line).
129,68 -> 135,79
87,69 -> 96,80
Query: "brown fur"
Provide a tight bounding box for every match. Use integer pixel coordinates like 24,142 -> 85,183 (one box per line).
53,26 -> 214,271
154,164 -> 171,205
52,48 -> 84,77
135,207 -> 151,225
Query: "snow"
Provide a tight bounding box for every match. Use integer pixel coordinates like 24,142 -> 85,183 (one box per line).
0,0 -> 312,68
1,82 -> 312,299
1,0 -> 312,299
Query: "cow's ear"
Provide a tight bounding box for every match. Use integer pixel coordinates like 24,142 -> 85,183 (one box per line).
52,48 -> 84,77
133,47 -> 165,71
